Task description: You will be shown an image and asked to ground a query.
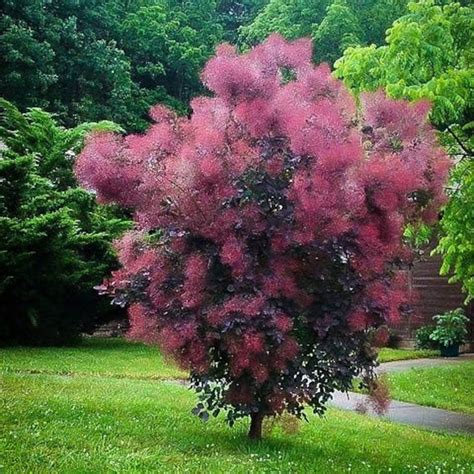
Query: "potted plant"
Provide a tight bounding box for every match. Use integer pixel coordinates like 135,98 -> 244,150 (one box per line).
429,308 -> 469,357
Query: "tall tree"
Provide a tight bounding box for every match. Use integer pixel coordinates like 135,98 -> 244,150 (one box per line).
334,0 -> 473,127
434,124 -> 473,302
240,0 -> 331,46
312,0 -> 362,64
0,0 -> 235,130
217,1 -> 269,43
120,1 -> 223,105
240,0 -> 408,64
0,0 -> 139,127
76,36 -> 449,439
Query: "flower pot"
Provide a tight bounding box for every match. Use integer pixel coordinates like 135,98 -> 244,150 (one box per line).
440,344 -> 459,357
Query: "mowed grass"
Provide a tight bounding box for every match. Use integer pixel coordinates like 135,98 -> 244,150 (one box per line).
0,338 -> 438,379
1,373 -> 474,473
386,362 -> 474,415
377,348 -> 439,363
0,337 -> 186,380
1,339 -> 473,472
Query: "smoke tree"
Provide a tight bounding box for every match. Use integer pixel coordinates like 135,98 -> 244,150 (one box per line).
76,35 -> 449,439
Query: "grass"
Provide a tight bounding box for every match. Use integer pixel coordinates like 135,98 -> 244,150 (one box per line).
0,337 -> 186,380
386,362 -> 474,415
1,339 -> 473,472
2,373 -> 473,473
0,339 -> 440,378
377,348 -> 439,363
0,338 -> 439,380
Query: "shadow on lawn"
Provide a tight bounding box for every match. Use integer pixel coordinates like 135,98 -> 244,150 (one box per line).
167,415 -> 327,457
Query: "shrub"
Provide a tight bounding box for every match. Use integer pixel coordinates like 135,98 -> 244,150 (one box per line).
76,35 -> 449,439
0,100 -> 129,345
415,325 -> 438,350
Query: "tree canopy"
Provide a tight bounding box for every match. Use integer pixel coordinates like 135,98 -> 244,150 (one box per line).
334,0 -> 473,128
76,36 -> 449,439
121,1 -> 223,106
434,125 -> 474,302
1,0 -> 137,127
240,0 -> 409,64
0,0 -> 271,131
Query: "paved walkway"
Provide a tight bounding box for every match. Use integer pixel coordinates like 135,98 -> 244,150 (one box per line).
162,354 -> 474,434
329,390 -> 474,435
377,353 -> 474,373
329,353 -> 474,435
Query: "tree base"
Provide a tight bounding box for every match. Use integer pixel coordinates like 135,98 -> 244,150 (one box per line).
248,412 -> 264,440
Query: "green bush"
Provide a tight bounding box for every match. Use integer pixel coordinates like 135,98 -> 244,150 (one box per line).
415,325 -> 439,350
0,99 -> 129,345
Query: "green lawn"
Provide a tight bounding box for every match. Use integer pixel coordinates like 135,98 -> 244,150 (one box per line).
0,337 -> 185,380
0,338 -> 438,380
377,348 -> 439,363
1,339 -> 473,472
387,362 -> 474,415
2,373 -> 473,473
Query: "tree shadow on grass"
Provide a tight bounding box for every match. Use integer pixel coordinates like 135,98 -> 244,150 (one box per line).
165,415 -> 327,460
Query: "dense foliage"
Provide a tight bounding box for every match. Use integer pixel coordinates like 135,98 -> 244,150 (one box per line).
435,125 -> 473,301
334,0 -> 473,128
240,0 -> 409,64
120,1 -> 223,109
1,0 -> 137,128
0,0 -> 268,131
76,36 -> 449,438
218,0 -> 269,43
7,1 -> 464,131
414,325 -> 438,350
0,100 -> 128,345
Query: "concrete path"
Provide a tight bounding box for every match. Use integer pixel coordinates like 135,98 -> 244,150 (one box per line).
377,353 -> 474,374
164,354 -> 474,434
329,354 -> 474,435
329,391 -> 474,435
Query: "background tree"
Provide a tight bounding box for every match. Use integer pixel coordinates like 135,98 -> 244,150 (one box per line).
120,1 -> 223,107
76,36 -> 449,439
0,0 -> 139,128
217,0 -> 269,43
239,0 -> 331,47
0,0 -> 269,131
312,0 -> 362,65
0,100 -> 129,345
434,124 -> 473,301
334,0 -> 473,128
239,0 -> 408,64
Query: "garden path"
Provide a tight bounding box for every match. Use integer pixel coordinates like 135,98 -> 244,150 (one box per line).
330,353 -> 474,435
376,353 -> 474,373
329,390 -> 474,435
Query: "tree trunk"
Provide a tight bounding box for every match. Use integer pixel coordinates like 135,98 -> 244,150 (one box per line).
248,412 -> 264,440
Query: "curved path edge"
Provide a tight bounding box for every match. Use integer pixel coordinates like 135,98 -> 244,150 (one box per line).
329,390 -> 474,435
376,353 -> 474,373
330,353 -> 474,435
